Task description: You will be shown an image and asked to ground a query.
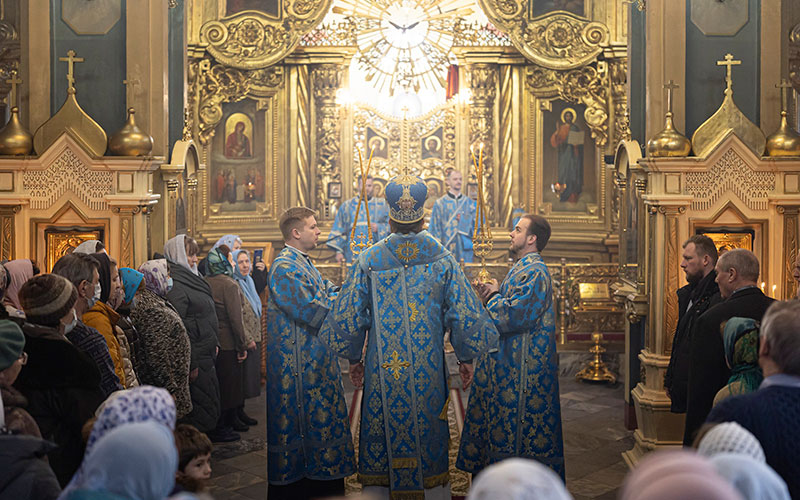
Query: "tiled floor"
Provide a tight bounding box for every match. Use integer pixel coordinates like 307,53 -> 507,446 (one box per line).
208,374 -> 632,499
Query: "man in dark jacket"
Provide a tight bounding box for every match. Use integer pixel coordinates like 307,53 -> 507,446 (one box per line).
665,235 -> 721,413
684,248 -> 774,445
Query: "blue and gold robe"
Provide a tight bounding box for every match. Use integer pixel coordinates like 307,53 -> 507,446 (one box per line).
456,251 -> 565,478
327,196 -> 390,262
265,246 -> 355,484
429,193 -> 476,263
319,230 -> 499,498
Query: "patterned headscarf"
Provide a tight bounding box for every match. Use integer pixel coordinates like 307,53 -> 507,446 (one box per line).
59,386 -> 177,500
698,422 -> 766,463
118,268 -> 144,304
722,318 -> 763,394
164,234 -> 198,275
2,259 -> 34,309
213,234 -> 242,251
206,247 -> 233,277
232,249 -> 262,318
467,458 -> 572,500
138,259 -> 170,297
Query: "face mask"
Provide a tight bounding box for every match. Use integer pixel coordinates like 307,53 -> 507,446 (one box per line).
87,282 -> 101,308
63,309 -> 77,334
166,277 -> 174,292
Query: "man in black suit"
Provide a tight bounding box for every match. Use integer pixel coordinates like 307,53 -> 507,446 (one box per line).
665,235 -> 721,414
683,248 -> 774,445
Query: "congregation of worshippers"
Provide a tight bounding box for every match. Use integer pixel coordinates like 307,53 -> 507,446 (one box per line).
1,183 -> 799,500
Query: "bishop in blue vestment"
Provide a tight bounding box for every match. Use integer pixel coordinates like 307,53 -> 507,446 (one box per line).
319,175 -> 499,499
457,214 -> 565,479
327,175 -> 389,263
266,207 -> 355,498
429,170 -> 476,263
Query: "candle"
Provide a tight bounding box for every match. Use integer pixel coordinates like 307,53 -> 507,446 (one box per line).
772,285 -> 777,298
760,282 -> 766,293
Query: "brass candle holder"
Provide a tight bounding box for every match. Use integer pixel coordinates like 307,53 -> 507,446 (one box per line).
470,143 -> 493,283
349,145 -> 376,258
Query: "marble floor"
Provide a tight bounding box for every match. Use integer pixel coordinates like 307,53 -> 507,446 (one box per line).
207,373 -> 632,499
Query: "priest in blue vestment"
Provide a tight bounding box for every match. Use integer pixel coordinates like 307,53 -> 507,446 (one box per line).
319,174 -> 499,499
429,169 -> 476,263
265,206 -> 355,499
327,175 -> 390,263
457,214 -> 565,479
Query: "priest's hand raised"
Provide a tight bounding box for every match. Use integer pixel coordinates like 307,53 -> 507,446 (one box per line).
349,361 -> 365,389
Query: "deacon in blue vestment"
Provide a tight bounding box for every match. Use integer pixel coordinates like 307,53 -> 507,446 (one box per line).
429,169 -> 476,263
266,207 -> 355,499
319,174 -> 499,500
457,214 -> 565,479
327,175 -> 390,263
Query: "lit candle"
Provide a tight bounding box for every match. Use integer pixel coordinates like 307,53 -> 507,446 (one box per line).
760,282 -> 766,293
772,284 -> 777,298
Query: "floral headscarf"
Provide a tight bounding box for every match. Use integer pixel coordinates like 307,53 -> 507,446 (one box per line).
213,234 -> 241,251
58,386 -> 176,500
118,268 -> 144,304
232,249 -> 262,318
164,234 -> 198,275
206,247 -> 233,277
138,259 -> 170,298
722,317 -> 763,394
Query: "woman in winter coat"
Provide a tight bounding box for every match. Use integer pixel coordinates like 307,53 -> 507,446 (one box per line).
164,235 -> 222,437
204,245 -> 249,441
82,253 -> 138,388
131,259 -> 193,419
232,249 -> 262,425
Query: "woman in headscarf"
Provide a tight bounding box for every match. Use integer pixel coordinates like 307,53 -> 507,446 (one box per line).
197,234 -> 242,276
163,235 -> 221,438
58,385 -> 177,500
116,268 -> 145,377
205,245 -> 248,440
621,450 -> 742,500
710,453 -> 790,500
697,422 -> 766,462
130,260 -> 192,419
467,458 -> 572,500
232,249 -> 262,426
713,318 -> 763,406
2,259 -> 38,319
82,253 -> 138,388
61,421 -> 178,500
72,240 -> 105,255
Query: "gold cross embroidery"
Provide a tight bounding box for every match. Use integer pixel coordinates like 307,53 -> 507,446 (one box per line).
409,302 -> 418,323
382,350 -> 410,380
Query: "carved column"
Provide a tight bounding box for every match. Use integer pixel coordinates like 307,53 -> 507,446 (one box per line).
0,18 -> 20,120
165,178 -> 180,239
498,65 -> 514,228
312,64 -> 343,220
0,205 -> 19,261
779,206 -> 799,300
790,23 -> 800,121
468,63 -> 497,220
186,177 -> 198,237
296,65 -> 311,209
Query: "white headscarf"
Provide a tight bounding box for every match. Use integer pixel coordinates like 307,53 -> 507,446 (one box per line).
698,422 -> 765,463
710,453 -> 790,500
73,240 -> 102,255
467,458 -> 572,500
164,234 -> 198,275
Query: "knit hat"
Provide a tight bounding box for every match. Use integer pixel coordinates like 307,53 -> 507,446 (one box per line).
18,274 -> 78,327
697,422 -> 766,463
0,319 -> 24,371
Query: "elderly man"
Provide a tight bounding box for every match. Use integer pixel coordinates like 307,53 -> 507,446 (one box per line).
707,300 -> 800,498
684,249 -> 773,445
665,235 -> 721,414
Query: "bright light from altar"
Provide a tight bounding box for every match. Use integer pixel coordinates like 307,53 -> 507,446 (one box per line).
392,91 -> 423,117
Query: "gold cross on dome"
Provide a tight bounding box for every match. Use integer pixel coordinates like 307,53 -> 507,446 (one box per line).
776,79 -> 793,113
6,70 -> 22,108
382,350 -> 410,380
663,80 -> 679,114
716,53 -> 741,95
59,50 -> 84,93
123,78 -> 140,109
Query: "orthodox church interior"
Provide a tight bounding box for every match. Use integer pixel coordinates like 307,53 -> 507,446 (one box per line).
1,0 -> 800,498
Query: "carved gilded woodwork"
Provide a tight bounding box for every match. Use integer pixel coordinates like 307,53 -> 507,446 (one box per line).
200,1 -> 333,70
662,209 -> 680,355
780,207 -> 799,300
296,66 -> 311,208
312,64 -> 343,219
498,66 -> 515,228
791,23 -> 800,92
475,6 -> 609,70
0,205 -> 19,261
0,19 -> 20,113
468,64 -> 497,220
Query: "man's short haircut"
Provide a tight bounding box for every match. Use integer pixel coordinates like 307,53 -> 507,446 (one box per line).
521,214 -> 551,251
184,237 -> 200,257
174,424 -> 213,471
759,300 -> 800,376
279,206 -> 316,240
717,248 -> 759,282
684,234 -> 719,265
52,253 -> 100,288
390,219 -> 425,235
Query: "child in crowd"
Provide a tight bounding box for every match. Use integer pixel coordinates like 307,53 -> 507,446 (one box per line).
174,423 -> 213,493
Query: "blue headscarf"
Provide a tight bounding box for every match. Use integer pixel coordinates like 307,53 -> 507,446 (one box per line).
232,249 -> 262,318
710,453 -> 790,500
213,234 -> 241,251
118,268 -> 144,304
66,421 -> 178,500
